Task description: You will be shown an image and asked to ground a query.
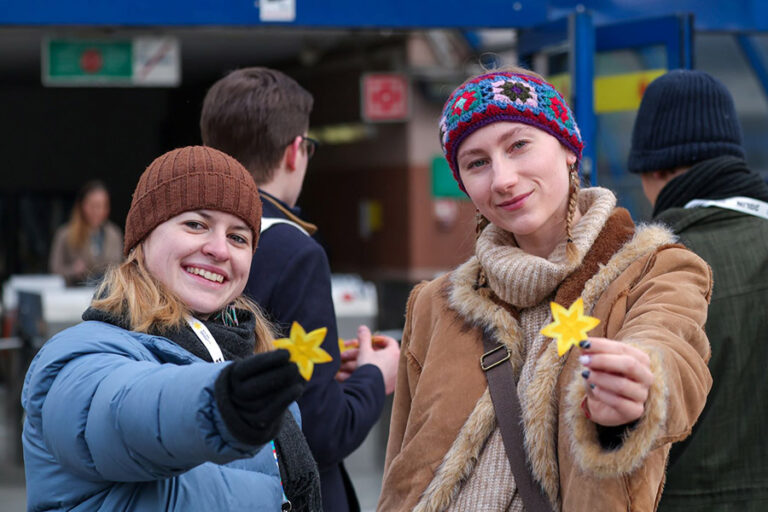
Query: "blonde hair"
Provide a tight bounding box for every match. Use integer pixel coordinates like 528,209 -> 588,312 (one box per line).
565,165 -> 581,263
92,244 -> 274,353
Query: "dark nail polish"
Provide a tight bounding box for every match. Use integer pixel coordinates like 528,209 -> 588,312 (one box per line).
581,369 -> 590,379
579,340 -> 591,349
589,383 -> 596,389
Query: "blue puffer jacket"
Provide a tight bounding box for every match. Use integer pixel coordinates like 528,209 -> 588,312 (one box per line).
22,320 -> 296,511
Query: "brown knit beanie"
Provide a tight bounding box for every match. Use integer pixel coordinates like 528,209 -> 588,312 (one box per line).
124,146 -> 262,256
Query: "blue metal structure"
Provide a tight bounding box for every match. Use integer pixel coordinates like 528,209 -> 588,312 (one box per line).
572,11 -> 596,186
2,0 -> 767,31
0,0 -> 549,27
595,15 -> 693,69
549,0 -> 768,32
517,11 -> 697,215
518,13 -> 694,190
736,35 -> 768,102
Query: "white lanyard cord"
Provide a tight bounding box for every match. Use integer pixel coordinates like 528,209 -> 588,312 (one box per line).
185,315 -> 291,508
185,316 -> 225,363
684,196 -> 768,221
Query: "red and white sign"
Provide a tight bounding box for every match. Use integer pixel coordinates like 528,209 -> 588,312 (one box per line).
361,73 -> 409,122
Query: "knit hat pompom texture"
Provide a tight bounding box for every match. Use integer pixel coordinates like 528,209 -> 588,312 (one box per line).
124,146 -> 262,255
439,71 -> 584,191
628,69 -> 745,174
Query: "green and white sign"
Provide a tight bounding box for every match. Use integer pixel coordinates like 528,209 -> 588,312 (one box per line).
431,155 -> 467,199
43,37 -> 180,87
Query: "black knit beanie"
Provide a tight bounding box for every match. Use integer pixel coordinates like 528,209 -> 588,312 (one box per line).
627,69 -> 745,174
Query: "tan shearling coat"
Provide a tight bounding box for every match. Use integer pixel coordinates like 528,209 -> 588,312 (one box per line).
378,211 -> 712,512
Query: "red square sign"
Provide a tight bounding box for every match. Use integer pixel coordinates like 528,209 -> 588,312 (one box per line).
361,73 -> 409,122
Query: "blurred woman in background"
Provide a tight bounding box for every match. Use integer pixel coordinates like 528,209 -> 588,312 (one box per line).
49,180 -> 123,285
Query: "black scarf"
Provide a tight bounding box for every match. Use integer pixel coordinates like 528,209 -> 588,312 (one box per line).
653,155 -> 768,218
82,306 -> 256,361
276,412 -> 323,511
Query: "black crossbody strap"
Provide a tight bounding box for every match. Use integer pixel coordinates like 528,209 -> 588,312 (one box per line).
481,336 -> 553,512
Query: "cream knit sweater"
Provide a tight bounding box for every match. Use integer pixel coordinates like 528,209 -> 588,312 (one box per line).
446,188 -> 616,511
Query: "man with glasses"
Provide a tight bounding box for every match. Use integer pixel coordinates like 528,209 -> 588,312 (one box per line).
201,67 -> 399,512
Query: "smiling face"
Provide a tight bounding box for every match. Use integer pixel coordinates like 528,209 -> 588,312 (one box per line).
141,209 -> 253,318
457,122 -> 577,252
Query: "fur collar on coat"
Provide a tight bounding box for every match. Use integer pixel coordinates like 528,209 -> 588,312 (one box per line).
380,207 -> 713,512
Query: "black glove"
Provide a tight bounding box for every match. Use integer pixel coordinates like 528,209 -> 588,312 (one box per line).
215,349 -> 305,446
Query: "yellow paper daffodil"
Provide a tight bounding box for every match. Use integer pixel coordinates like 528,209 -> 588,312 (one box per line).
338,337 -> 353,354
540,297 -> 600,357
273,322 -> 333,380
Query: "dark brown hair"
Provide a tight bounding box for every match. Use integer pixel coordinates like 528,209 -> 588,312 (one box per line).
200,67 -> 314,185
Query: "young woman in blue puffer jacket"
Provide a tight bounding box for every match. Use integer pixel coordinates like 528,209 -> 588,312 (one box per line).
22,146 -> 321,511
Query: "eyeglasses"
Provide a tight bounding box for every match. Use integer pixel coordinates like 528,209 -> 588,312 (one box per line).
299,135 -> 319,159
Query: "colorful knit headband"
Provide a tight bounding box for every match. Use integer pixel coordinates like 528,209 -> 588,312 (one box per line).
439,71 -> 584,192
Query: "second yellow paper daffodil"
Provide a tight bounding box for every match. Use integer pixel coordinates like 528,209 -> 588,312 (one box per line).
540,297 -> 600,357
273,322 -> 333,380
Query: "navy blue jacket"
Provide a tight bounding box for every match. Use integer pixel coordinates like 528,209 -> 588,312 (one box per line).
247,191 -> 385,512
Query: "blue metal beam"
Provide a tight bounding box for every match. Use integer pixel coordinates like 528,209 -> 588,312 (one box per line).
551,0 -> 768,32
571,10 -> 597,186
518,18 -> 569,59
0,0 -> 548,27
4,0 -> 768,31
593,14 -> 693,69
4,0 -> 768,32
735,34 -> 768,103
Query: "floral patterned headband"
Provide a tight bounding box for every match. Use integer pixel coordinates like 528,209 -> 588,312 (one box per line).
439,71 -> 584,192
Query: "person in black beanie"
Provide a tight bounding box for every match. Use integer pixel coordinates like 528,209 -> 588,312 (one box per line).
629,69 -> 768,511
22,146 -> 322,511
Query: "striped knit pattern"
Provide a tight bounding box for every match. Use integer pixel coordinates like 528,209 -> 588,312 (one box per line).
475,188 -> 616,308
446,429 -> 524,512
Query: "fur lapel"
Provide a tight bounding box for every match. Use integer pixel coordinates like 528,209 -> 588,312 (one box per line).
415,211 -> 676,511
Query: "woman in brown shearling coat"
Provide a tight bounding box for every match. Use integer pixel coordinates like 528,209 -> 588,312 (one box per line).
377,69 -> 712,512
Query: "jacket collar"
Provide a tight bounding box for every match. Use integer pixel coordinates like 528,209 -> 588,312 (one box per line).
82,306 -> 257,362
655,205 -> 742,234
259,190 -> 318,236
